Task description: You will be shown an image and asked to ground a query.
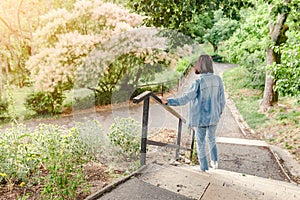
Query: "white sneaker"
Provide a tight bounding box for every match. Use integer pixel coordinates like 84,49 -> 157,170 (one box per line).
210,161 -> 218,169
191,165 -> 206,172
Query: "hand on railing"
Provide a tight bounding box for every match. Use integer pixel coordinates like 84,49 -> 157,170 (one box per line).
133,90 -> 195,165
157,95 -> 168,105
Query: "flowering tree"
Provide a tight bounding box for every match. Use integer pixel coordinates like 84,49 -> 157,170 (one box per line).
76,28 -> 177,91
24,0 -> 193,114
0,0 -> 76,93
26,0 -> 189,112
26,0 -> 144,92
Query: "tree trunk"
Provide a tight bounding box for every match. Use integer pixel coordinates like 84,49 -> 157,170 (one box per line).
259,4 -> 289,112
0,57 -> 2,97
260,48 -> 279,112
213,44 -> 218,53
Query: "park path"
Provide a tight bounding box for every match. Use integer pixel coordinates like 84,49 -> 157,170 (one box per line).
3,62 -> 299,182
86,62 -> 300,200
5,63 -> 294,181
16,63 -> 241,138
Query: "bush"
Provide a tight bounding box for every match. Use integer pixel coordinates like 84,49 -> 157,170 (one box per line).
95,92 -> 112,106
74,119 -> 108,159
175,55 -> 198,76
0,98 -> 9,120
0,123 -> 94,199
109,117 -> 141,160
73,93 -> 95,110
212,54 -> 223,63
176,58 -> 191,73
25,91 -> 65,116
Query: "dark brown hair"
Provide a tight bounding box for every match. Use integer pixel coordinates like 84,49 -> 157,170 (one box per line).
194,55 -> 214,74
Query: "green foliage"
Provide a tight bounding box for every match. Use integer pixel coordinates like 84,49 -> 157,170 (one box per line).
186,12 -> 213,43
0,97 -> 9,121
221,2 -> 270,89
24,90 -> 65,115
175,54 -> 199,74
109,117 -> 141,159
222,0 -> 300,96
126,0 -> 252,42
269,31 -> 300,97
71,89 -> 95,110
223,67 -> 268,129
126,0 -> 204,35
203,10 -> 239,52
37,125 -> 89,199
176,58 -> 191,74
74,119 -> 108,158
1,83 -> 19,121
0,123 -> 97,199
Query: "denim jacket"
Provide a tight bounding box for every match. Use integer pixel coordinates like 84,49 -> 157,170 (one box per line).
167,73 -> 225,127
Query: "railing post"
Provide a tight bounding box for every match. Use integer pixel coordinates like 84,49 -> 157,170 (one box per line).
190,128 -> 195,161
175,118 -> 182,160
140,97 -> 150,166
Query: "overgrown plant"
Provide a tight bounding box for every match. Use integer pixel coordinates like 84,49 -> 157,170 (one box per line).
24,90 -> 65,116
2,83 -> 18,121
109,117 -> 141,160
0,97 -> 9,121
0,121 -> 105,199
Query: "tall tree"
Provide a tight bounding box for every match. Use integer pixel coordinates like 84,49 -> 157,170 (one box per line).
203,9 -> 239,52
259,0 -> 291,112
125,0 -> 252,42
0,0 -> 76,89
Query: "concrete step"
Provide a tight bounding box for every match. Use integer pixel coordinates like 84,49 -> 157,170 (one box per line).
139,163 -> 300,200
90,160 -> 300,200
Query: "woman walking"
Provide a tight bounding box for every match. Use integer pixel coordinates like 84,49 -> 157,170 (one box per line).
165,55 -> 225,171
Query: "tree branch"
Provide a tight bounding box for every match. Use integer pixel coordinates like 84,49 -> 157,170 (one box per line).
17,0 -> 24,38
0,16 -> 18,36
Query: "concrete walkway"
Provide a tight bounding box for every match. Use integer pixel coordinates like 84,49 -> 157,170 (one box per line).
87,160 -> 300,200
85,63 -> 300,200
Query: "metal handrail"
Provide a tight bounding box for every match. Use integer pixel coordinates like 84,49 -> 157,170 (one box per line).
133,91 -> 195,166
133,91 -> 186,123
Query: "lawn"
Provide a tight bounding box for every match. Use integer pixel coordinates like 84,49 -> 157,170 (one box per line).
223,66 -> 300,163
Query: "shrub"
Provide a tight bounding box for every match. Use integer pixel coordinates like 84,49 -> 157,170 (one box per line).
74,119 -> 108,159
176,58 -> 190,73
73,92 -> 95,110
109,117 -> 141,159
0,98 -> 9,120
176,55 -> 198,75
0,122 -> 99,199
25,91 -> 65,115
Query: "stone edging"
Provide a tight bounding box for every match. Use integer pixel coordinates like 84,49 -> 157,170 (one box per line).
224,88 -> 300,184
84,165 -> 147,200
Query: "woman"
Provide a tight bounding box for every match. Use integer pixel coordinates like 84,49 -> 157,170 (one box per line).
166,55 -> 225,171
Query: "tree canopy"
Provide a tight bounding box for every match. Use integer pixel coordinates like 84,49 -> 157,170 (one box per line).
222,0 -> 300,99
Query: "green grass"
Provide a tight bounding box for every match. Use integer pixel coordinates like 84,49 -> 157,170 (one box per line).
223,65 -> 300,163
2,86 -> 33,120
222,66 -> 268,129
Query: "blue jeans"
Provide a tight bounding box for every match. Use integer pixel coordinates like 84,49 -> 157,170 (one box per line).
195,125 -> 218,171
